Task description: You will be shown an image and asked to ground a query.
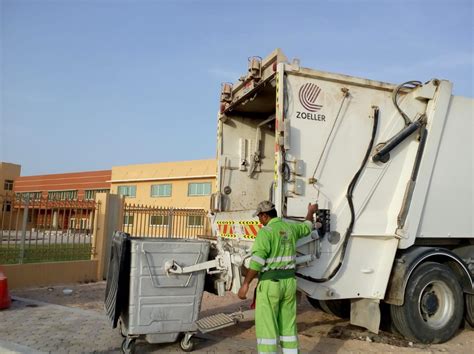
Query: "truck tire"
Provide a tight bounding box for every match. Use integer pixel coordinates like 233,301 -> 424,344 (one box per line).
318,299 -> 350,319
390,262 -> 464,343
466,294 -> 474,327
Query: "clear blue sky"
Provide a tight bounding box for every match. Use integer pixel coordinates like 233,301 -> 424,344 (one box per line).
1,0 -> 473,176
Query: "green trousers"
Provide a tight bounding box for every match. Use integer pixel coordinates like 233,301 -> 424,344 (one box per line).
255,278 -> 299,354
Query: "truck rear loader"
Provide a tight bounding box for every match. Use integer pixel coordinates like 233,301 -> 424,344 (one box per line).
206,49 -> 473,344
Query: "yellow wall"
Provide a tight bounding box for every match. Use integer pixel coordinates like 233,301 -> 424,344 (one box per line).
0,162 -> 21,195
3,260 -> 98,289
110,159 -> 216,209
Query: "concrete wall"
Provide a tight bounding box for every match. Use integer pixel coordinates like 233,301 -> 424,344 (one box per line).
2,260 -> 98,289
94,193 -> 123,280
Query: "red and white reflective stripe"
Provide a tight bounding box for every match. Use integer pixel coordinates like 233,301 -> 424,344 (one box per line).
217,223 -> 236,237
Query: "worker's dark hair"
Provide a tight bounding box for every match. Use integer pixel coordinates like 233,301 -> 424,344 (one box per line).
265,208 -> 278,218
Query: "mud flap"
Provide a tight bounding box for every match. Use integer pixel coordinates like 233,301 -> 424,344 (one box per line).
350,298 -> 380,334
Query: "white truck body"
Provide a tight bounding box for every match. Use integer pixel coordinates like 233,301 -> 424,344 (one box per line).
209,49 -> 473,341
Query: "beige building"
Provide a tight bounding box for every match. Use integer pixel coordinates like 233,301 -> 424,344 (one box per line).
0,162 -> 21,196
110,159 -> 216,209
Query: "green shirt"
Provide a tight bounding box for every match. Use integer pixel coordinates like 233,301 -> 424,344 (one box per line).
249,217 -> 312,275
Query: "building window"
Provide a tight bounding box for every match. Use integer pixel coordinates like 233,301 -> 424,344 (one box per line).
117,185 -> 136,198
188,182 -> 211,196
2,201 -> 11,212
84,189 -> 110,200
48,190 -> 78,200
187,215 -> 204,227
16,192 -> 42,201
151,184 -> 172,197
4,180 -> 13,191
123,214 -> 134,226
150,215 -> 169,226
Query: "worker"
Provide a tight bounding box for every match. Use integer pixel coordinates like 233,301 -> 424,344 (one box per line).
238,200 -> 318,354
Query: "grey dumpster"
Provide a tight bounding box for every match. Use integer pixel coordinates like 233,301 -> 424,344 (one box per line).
105,232 -> 209,353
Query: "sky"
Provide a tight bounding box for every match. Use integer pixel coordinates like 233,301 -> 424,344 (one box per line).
1,0 -> 473,176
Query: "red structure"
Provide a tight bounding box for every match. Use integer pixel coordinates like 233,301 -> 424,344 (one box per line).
0,267 -> 11,309
12,170 -> 111,231
14,170 -> 111,199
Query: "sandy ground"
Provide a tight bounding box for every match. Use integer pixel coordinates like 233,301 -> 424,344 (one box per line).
12,281 -> 474,353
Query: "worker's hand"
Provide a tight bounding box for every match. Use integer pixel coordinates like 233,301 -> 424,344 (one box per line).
238,283 -> 249,300
308,203 -> 318,215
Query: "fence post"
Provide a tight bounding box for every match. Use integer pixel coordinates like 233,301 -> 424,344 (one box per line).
167,208 -> 174,238
94,193 -> 123,280
19,197 -> 29,264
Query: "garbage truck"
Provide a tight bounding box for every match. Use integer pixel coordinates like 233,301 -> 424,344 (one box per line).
205,48 -> 473,344
107,49 -> 473,352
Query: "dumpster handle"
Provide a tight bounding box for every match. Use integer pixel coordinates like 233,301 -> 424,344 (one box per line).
142,250 -> 201,288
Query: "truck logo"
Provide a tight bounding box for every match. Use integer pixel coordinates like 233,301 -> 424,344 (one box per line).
299,83 -> 323,112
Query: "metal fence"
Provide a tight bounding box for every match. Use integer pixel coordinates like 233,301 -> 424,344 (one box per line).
0,194 -> 98,264
122,203 -> 211,238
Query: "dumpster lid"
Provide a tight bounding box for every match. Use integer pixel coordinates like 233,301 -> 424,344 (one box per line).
104,231 -> 131,328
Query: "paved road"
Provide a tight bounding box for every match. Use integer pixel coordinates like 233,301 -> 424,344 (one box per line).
1,293 -> 472,353
0,297 -> 258,353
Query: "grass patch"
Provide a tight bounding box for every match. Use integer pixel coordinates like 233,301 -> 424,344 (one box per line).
0,244 -> 92,264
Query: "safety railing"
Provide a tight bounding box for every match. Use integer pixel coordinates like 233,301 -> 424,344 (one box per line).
121,203 -> 211,239
0,194 -> 98,264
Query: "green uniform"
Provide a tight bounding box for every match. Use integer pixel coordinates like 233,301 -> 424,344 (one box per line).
249,217 -> 312,354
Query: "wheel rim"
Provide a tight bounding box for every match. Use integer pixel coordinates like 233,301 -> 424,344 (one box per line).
418,281 -> 455,329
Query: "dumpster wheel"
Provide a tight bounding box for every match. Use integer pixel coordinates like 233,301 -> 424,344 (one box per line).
118,318 -> 127,338
121,337 -> 136,354
180,333 -> 195,352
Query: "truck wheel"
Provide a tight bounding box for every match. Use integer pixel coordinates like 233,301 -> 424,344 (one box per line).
390,262 -> 464,343
318,299 -> 350,319
466,294 -> 474,327
306,296 -> 321,310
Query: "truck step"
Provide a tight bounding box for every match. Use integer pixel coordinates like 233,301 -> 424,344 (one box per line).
196,313 -> 237,333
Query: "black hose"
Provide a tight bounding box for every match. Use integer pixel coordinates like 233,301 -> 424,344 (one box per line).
392,81 -> 422,126
296,106 -> 379,283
